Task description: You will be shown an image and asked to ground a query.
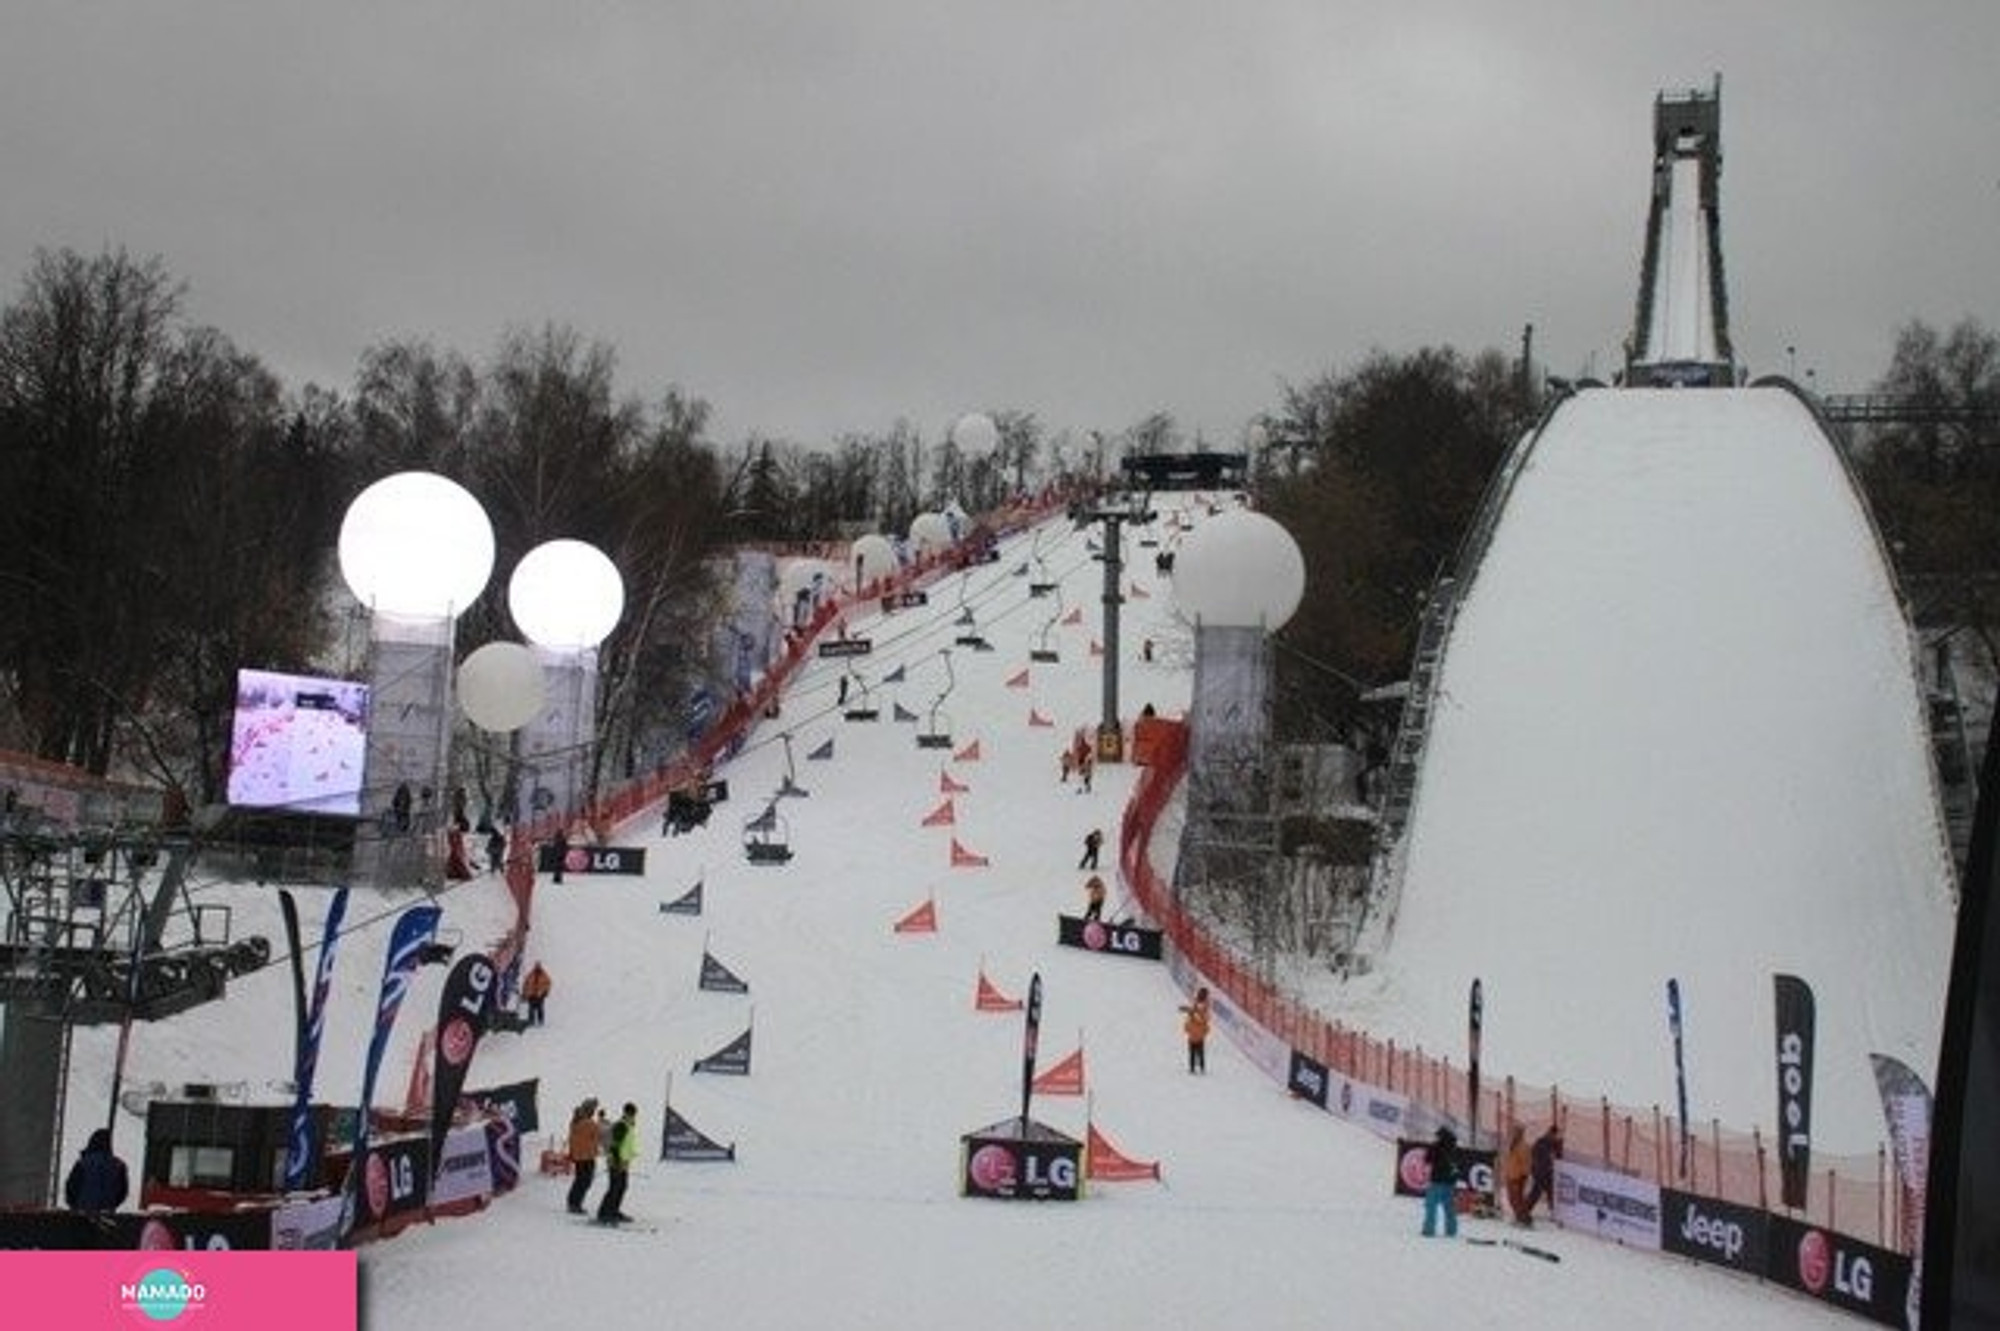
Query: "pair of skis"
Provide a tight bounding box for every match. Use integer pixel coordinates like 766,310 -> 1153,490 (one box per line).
1465,1235 -> 1562,1264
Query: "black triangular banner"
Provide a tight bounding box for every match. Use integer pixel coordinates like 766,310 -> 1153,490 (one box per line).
692,1026 -> 753,1075
893,702 -> 919,723
660,1105 -> 737,1162
660,878 -> 704,916
699,949 -> 750,993
884,665 -> 907,684
807,737 -> 834,761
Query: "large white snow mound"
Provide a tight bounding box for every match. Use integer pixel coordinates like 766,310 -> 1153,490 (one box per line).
1353,386 -> 1956,1154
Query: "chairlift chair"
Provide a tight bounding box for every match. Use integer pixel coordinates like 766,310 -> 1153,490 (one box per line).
915,707 -> 954,749
841,668 -> 879,722
916,649 -> 956,747
741,804 -> 794,865
777,732 -> 809,799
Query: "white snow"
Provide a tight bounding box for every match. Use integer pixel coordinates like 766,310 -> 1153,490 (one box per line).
1645,154 -> 1719,365
1351,387 -> 1955,1155
47,463 -> 1921,1329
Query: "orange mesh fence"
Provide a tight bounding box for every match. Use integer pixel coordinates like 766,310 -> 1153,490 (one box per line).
1120,718 -> 1908,1254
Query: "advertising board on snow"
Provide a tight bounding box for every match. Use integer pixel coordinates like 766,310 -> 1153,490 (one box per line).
1763,1213 -> 1914,1328
1286,1050 -> 1408,1142
1659,1188 -> 1766,1278
1552,1160 -> 1661,1251
429,1123 -> 495,1209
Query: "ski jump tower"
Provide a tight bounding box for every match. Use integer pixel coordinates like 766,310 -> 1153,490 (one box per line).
1625,77 -> 1738,388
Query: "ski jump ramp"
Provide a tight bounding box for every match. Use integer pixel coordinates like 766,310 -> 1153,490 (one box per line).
1350,385 -> 1955,1153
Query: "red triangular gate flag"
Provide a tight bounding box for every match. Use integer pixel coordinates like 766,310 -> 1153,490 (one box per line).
1086,1122 -> 1161,1181
950,837 -> 990,868
920,798 -> 955,827
1028,708 -> 1054,728
1030,1046 -> 1084,1096
1005,668 -> 1030,689
974,970 -> 1023,1012
953,739 -> 982,762
1061,607 -> 1083,626
939,769 -> 971,795
892,897 -> 937,934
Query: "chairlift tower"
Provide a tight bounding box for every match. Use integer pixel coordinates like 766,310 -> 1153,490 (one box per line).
1076,494 -> 1156,761
0,827 -> 266,1206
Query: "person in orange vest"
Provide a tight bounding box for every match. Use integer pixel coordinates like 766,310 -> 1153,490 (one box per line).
1501,1123 -> 1533,1226
1082,874 -> 1107,922
1180,987 -> 1211,1074
565,1097 -> 602,1214
522,962 -> 552,1026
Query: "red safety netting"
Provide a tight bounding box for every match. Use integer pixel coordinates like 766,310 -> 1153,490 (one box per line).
1117,718 -> 1910,1254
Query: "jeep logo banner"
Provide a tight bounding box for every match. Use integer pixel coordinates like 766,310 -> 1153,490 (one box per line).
1660,1188 -> 1766,1276
1773,973 -> 1816,1210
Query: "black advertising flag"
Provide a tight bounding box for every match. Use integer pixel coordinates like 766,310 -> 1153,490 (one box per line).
279,890 -> 308,1073
1667,978 -> 1692,1180
1020,973 -> 1043,1125
428,953 -> 497,1176
661,1106 -> 737,1162
1468,978 -> 1483,1147
1868,1053 -> 1931,1256
1773,974 -> 1816,1210
698,947 -> 750,994
693,1025 -> 753,1075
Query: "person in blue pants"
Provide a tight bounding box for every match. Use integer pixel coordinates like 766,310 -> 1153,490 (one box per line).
1421,1126 -> 1461,1238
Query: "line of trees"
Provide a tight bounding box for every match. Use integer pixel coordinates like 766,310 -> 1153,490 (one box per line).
4,244 -> 1991,813
0,248 -> 738,808
0,248 -> 1116,809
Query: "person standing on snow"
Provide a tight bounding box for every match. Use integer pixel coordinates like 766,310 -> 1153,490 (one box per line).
565,1098 -> 602,1214
1523,1125 -> 1562,1220
1421,1126 -> 1462,1239
1078,828 -> 1103,870
1082,874 -> 1107,922
1180,987 -> 1212,1074
596,1103 -> 640,1224
64,1129 -> 129,1214
1501,1123 -> 1533,1226
522,962 -> 552,1026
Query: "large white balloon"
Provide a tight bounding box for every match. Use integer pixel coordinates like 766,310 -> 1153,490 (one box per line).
457,641 -> 547,732
338,472 -> 495,619
509,539 -> 625,650
851,534 -> 897,585
909,512 -> 953,553
951,412 -> 998,454
1172,510 -> 1305,629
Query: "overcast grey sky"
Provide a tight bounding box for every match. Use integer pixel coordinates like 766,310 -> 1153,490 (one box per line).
4,2 -> 1995,447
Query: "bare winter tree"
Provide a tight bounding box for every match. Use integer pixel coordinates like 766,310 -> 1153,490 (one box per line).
0,248 -> 337,791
